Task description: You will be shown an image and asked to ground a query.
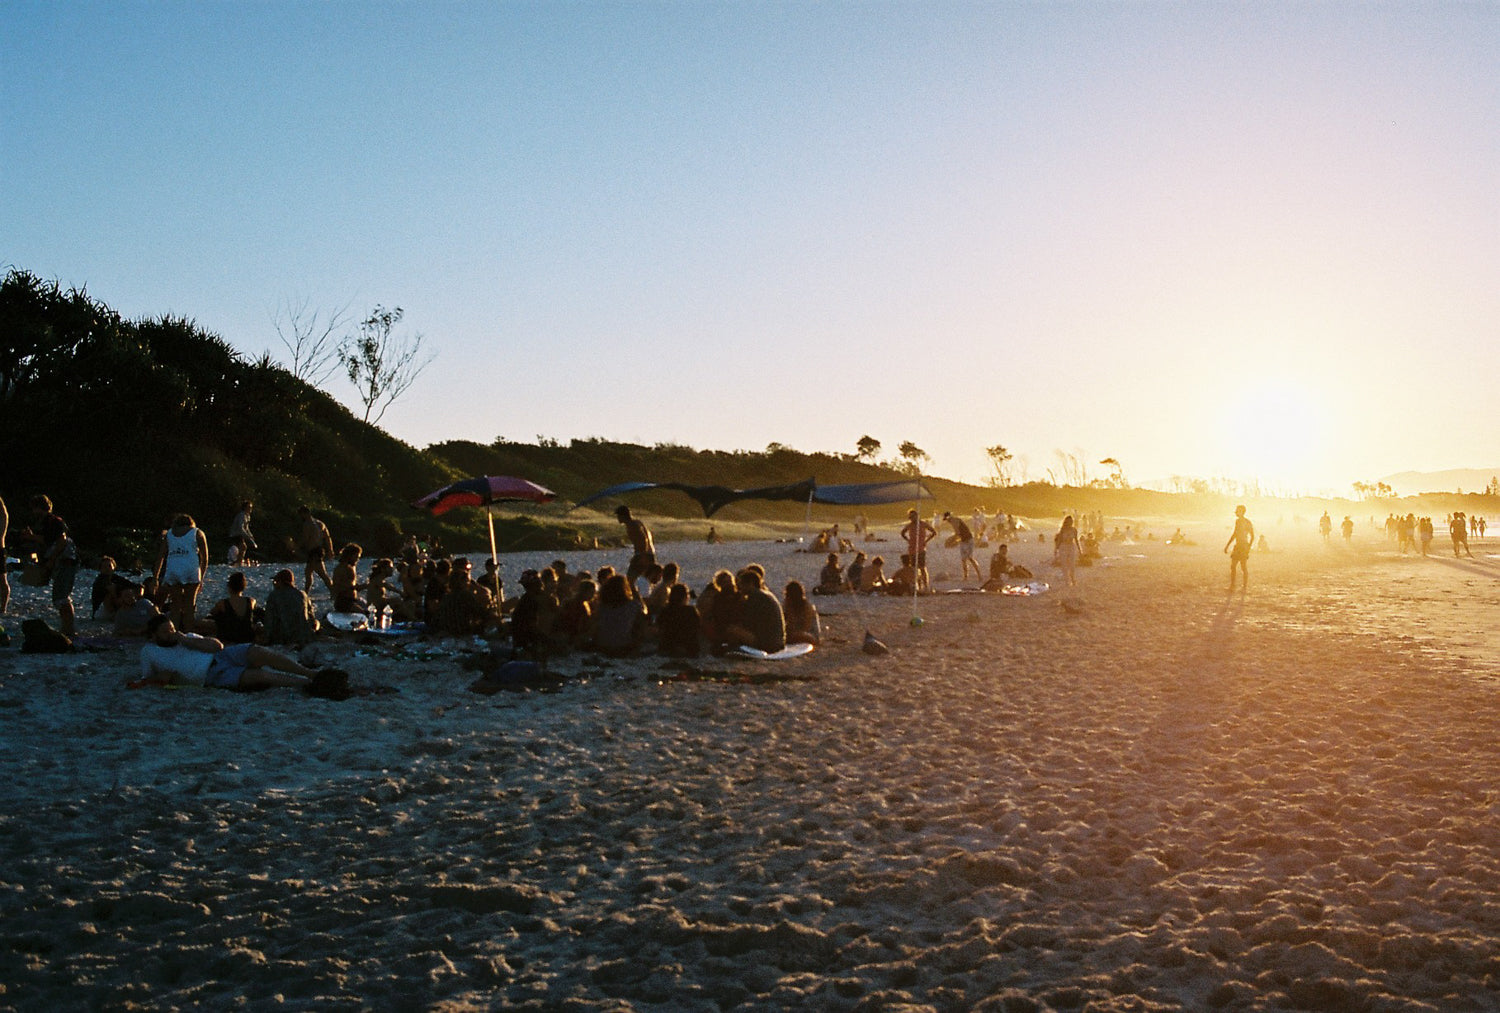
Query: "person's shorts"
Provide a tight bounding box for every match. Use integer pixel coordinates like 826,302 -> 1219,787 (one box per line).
627,551 -> 655,579
50,559 -> 78,606
205,643 -> 254,689
1230,546 -> 1251,562
958,540 -> 975,561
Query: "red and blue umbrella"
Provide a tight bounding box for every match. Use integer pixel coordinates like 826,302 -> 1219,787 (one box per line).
414,475 -> 556,516
413,476 -> 557,583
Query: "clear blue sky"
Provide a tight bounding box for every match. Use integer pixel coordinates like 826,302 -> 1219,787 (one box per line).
4,1 -> 1496,493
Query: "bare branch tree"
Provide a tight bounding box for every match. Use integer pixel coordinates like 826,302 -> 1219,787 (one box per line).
339,305 -> 436,425
984,444 -> 1013,487
270,295 -> 350,386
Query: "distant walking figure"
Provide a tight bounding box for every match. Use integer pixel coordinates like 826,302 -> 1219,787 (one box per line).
1224,505 -> 1254,592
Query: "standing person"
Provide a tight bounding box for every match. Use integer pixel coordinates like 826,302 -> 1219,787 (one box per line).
229,500 -> 258,564
154,513 -> 210,630
1341,516 -> 1354,542
0,494 -> 9,615
296,505 -> 335,594
616,505 -> 655,586
1053,515 -> 1082,589
31,495 -> 79,638
1449,513 -> 1474,559
1224,504 -> 1255,592
1319,512 -> 1333,544
899,508 -> 938,592
942,511 -> 983,584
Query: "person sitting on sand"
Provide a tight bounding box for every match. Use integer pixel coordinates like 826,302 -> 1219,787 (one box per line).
556,577 -> 597,649
331,543 -> 368,614
205,571 -> 260,645
112,582 -> 160,636
656,583 -> 701,658
366,558 -> 407,621
884,555 -> 917,597
845,551 -> 866,593
510,569 -> 560,655
981,544 -> 1031,590
139,614 -> 328,693
437,559 -> 495,636
722,569 -> 786,654
782,580 -> 820,647
592,574 -> 648,657
423,558 -> 452,624
263,568 -> 321,646
860,556 -> 888,594
90,556 -> 135,620
815,552 -> 848,595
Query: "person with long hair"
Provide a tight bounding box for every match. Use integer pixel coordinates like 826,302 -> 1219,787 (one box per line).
783,580 -> 821,647
1053,515 -> 1081,589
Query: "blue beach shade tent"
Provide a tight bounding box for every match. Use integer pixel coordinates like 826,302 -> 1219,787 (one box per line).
573,478 -> 933,517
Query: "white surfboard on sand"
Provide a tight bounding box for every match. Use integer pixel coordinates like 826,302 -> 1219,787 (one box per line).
735,643 -> 815,660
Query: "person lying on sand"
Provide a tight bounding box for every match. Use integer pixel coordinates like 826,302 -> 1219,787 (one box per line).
138,614 -> 336,694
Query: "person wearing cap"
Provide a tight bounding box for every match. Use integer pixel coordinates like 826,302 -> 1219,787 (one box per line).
942,511 -> 982,584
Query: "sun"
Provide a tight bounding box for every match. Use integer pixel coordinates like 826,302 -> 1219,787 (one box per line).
1218,379 -> 1329,488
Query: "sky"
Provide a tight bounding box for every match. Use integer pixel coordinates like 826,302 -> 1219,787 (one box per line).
4,1 -> 1497,495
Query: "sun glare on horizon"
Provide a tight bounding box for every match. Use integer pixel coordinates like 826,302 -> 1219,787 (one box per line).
1217,379 -> 1335,490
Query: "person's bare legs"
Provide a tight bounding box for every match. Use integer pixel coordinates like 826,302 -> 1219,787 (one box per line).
244,645 -> 321,678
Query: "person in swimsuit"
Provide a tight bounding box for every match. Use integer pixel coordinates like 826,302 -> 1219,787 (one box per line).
1224,505 -> 1255,592
297,505 -> 336,594
899,509 -> 938,592
616,505 -> 655,587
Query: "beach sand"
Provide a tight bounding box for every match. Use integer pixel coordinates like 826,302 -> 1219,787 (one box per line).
1,520 -> 1496,1010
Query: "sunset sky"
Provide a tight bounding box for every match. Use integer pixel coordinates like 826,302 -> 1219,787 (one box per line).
5,2 -> 1496,493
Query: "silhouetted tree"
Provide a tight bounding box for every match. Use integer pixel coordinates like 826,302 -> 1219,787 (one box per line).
855,435 -> 881,462
340,305 -> 435,425
271,295 -> 350,385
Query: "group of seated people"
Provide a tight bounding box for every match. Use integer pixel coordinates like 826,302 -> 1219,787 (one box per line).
809,544 -> 1037,595
508,559 -> 819,659
90,556 -> 332,647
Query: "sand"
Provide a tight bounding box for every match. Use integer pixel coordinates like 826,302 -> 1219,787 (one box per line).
0,519 -> 1496,1011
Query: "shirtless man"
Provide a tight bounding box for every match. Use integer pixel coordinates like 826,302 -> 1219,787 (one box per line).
942,511 -> 983,584
297,505 -> 336,594
900,508 -> 938,592
616,506 -> 655,586
1223,505 -> 1254,592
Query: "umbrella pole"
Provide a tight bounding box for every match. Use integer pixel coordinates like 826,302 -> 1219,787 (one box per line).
486,506 -> 502,614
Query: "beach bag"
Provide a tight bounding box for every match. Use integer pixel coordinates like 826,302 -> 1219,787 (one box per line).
20,619 -> 73,653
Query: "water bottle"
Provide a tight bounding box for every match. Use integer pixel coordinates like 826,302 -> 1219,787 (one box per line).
366,604 -> 378,629
380,605 -> 393,629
